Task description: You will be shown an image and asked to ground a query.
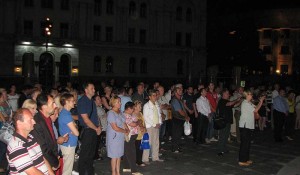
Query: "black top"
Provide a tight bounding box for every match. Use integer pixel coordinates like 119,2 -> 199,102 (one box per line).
217,98 -> 233,124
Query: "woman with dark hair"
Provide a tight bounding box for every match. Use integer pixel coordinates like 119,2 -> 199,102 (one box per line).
101,86 -> 113,112
123,102 -> 142,175
58,93 -> 79,175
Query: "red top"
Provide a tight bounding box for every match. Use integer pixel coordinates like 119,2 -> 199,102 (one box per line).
41,112 -> 56,142
206,91 -> 218,112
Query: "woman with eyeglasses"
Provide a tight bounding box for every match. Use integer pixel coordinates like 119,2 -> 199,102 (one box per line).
238,90 -> 265,166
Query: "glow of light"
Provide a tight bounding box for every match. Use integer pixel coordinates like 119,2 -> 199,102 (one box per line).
46,17 -> 50,21
229,31 -> 236,35
276,70 -> 280,74
43,43 -> 53,46
63,44 -> 73,47
45,27 -> 49,31
14,67 -> 22,73
22,41 -> 31,45
47,31 -> 51,35
72,67 -> 78,73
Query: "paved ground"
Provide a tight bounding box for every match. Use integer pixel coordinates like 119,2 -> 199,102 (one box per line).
75,128 -> 300,175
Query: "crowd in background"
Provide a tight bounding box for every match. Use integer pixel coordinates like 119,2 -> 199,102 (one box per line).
0,79 -> 299,174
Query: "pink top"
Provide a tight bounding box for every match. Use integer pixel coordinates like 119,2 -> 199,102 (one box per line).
124,113 -> 139,135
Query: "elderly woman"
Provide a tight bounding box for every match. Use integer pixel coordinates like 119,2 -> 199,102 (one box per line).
123,102 -> 142,175
238,90 -> 265,166
58,93 -> 79,175
22,99 -> 37,116
133,100 -> 146,167
106,96 -> 129,175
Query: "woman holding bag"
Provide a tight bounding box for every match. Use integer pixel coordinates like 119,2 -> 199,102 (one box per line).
238,90 -> 265,166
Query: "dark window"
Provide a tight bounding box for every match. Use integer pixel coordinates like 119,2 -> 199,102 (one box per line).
263,29 -> 272,39
280,65 -> 288,75
140,3 -> 147,18
106,27 -> 113,42
139,29 -> 146,44
186,8 -> 192,22
140,58 -> 147,73
94,25 -> 101,41
24,0 -> 34,7
280,46 -> 290,55
282,29 -> 290,38
94,0 -> 102,16
176,32 -> 182,46
263,46 -> 271,54
176,6 -> 182,21
128,28 -> 135,43
59,54 -> 70,82
94,56 -> 102,72
129,1 -> 136,16
61,0 -> 69,10
60,23 -> 69,39
106,57 -> 113,73
106,0 -> 114,15
177,59 -> 183,74
24,20 -> 33,36
41,0 -> 53,8
186,33 -> 191,47
129,57 -> 136,73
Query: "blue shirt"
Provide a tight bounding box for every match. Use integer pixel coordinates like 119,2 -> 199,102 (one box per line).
119,95 -> 132,112
273,96 -> 289,113
58,108 -> 78,147
77,95 -> 99,127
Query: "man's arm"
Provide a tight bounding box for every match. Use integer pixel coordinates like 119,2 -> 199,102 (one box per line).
81,114 -> 101,135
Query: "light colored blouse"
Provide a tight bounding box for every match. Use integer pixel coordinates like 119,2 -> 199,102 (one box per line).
239,100 -> 255,129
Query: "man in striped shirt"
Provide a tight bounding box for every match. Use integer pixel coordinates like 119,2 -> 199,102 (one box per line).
7,108 -> 49,174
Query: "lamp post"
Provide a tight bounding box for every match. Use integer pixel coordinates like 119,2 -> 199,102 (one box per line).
44,17 -> 52,51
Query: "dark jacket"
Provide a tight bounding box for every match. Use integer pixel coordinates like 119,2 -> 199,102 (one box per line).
30,111 -> 59,168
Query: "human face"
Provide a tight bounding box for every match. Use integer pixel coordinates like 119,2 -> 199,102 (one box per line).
10,85 -> 16,93
46,96 -> 57,116
125,107 -> 134,115
66,97 -> 75,109
187,87 -> 193,94
113,98 -> 121,109
1,90 -> 8,101
28,105 -> 37,116
222,91 -> 230,100
157,87 -> 164,97
95,96 -> 102,106
245,92 -> 253,101
85,84 -> 95,98
137,85 -> 144,94
201,89 -> 207,97
208,83 -> 214,91
134,104 -> 142,113
21,110 -> 36,132
149,93 -> 157,103
176,88 -> 183,96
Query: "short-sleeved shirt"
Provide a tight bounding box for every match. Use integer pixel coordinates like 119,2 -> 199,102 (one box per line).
182,93 -> 194,110
58,108 -> 78,147
239,100 -> 255,129
171,97 -> 185,120
218,98 -> 233,124
7,133 -> 49,174
77,95 -> 99,127
124,113 -> 138,135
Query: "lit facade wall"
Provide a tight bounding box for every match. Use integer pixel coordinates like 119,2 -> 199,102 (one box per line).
0,0 -> 207,84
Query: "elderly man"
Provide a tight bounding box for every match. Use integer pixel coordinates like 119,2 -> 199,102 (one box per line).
7,108 -> 50,174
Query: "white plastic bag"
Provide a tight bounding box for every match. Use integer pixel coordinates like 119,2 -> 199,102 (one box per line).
184,121 -> 192,136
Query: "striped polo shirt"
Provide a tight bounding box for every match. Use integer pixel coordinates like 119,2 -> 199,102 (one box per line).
7,133 -> 49,175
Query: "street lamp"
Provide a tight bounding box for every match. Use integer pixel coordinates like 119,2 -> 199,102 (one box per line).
44,17 -> 52,51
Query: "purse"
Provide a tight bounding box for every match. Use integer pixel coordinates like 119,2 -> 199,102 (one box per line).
0,121 -> 15,144
184,121 -> 192,135
140,133 -> 150,150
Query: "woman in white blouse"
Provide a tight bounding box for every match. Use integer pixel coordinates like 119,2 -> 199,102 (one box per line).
238,90 -> 265,166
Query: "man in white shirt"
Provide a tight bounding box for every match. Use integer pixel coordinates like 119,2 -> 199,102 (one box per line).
195,88 -> 211,144
142,89 -> 164,163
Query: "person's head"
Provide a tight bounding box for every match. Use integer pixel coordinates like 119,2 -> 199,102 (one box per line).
157,86 -> 165,97
22,99 -> 37,116
50,88 -> 59,98
186,85 -> 193,94
200,88 -> 207,97
13,108 -> 36,133
0,88 -> 7,101
109,95 -> 121,109
174,86 -> 183,97
70,89 -> 78,104
104,86 -> 112,95
34,83 -> 42,92
274,84 -> 280,91
124,101 -> 135,114
222,89 -> 230,100
134,100 -> 142,113
93,94 -> 102,106
137,84 -> 144,94
148,89 -> 157,103
31,89 -> 41,101
36,93 -> 57,117
287,90 -> 295,99
237,86 -> 244,94
9,85 -> 16,93
126,87 -> 133,96
60,93 -> 75,109
118,87 -> 126,95
279,89 -> 286,97
153,82 -> 160,89
83,82 -> 95,98
243,90 -> 253,101
208,82 -> 215,91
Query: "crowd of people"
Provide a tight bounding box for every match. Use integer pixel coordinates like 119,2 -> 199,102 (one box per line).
0,80 -> 298,174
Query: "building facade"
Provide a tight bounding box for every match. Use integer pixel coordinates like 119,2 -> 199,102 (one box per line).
0,0 -> 207,87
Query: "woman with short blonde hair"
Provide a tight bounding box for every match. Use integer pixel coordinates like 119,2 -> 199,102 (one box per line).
22,99 -> 37,116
